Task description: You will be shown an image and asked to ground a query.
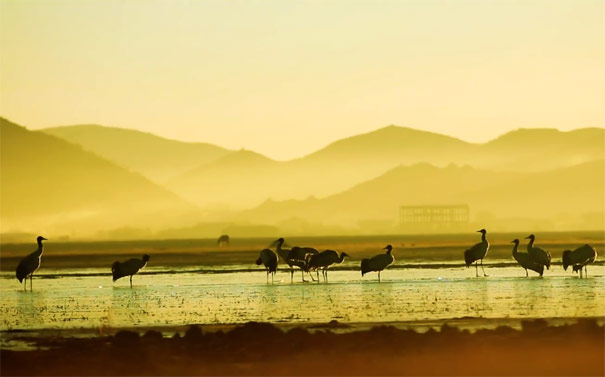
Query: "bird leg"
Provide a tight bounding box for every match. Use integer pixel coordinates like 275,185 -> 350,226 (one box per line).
301,269 -> 308,283
480,259 -> 488,277
525,269 -> 528,278
475,262 -> 479,277
585,266 -> 588,278
325,269 -> 328,283
290,268 -> 294,283
129,275 -> 133,288
30,274 -> 33,291
378,271 -> 381,282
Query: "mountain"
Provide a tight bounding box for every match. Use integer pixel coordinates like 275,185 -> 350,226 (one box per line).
167,149 -> 285,208
238,160 -> 605,232
169,125 -> 604,208
42,125 -> 231,182
1,118 -> 195,236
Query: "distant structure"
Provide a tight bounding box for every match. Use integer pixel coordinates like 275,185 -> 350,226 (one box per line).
399,205 -> 469,232
217,234 -> 230,247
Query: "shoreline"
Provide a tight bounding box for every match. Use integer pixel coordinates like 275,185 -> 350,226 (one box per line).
2,318 -> 604,376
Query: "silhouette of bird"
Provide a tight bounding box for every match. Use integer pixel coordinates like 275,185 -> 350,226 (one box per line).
308,250 -> 349,282
511,239 -> 544,277
562,244 -> 597,278
464,229 -> 490,277
274,238 -> 315,282
16,236 -> 47,291
112,254 -> 150,288
361,245 -> 394,282
525,234 -> 551,270
256,248 -> 278,283
217,234 -> 230,247
290,245 -> 320,281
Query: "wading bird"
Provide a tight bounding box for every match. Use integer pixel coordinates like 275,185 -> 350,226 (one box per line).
16,236 -> 47,291
511,239 -> 544,277
274,238 -> 315,282
256,248 -> 278,283
112,254 -> 150,288
308,250 -> 349,282
464,229 -> 490,277
525,234 -> 551,270
562,244 -> 597,278
361,245 -> 394,282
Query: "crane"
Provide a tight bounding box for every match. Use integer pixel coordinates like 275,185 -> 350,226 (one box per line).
511,239 -> 544,277
562,244 -> 597,278
361,245 -> 394,282
256,248 -> 278,283
112,254 -> 150,288
525,234 -> 551,270
16,236 -> 47,291
464,229 -> 490,277
307,249 -> 349,282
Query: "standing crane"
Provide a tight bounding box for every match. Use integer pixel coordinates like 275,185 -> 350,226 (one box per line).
562,244 -> 597,278
511,239 -> 544,277
361,245 -> 394,282
256,248 -> 278,283
307,250 -> 349,282
464,229 -> 490,277
274,238 -> 315,282
112,254 -> 150,288
525,234 -> 551,270
16,236 -> 47,291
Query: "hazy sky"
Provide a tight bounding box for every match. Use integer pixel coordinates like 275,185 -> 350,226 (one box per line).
1,0 -> 604,160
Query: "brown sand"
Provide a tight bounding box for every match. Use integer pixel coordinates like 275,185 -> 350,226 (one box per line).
2,319 -> 604,376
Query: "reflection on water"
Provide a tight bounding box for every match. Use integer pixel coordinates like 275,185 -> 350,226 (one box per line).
1,264 -> 604,331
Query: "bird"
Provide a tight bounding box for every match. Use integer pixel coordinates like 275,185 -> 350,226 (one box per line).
361,245 -> 394,282
256,248 -> 278,283
16,236 -> 47,291
217,234 -> 230,247
112,254 -> 150,288
307,250 -> 349,282
562,244 -> 597,278
274,238 -> 315,282
464,229 -> 490,277
525,234 -> 551,270
511,239 -> 544,277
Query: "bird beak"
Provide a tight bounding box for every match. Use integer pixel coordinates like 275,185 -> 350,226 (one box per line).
42,237 -> 48,240
510,240 -> 515,243
476,230 -> 482,233
524,236 -> 530,239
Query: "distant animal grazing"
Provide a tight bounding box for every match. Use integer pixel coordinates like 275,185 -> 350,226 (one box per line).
217,234 -> 230,247
511,239 -> 544,277
464,229 -> 490,277
562,244 -> 597,278
256,248 -> 278,283
112,254 -> 150,288
307,250 -> 349,282
525,234 -> 551,270
361,245 -> 394,282
16,236 -> 47,291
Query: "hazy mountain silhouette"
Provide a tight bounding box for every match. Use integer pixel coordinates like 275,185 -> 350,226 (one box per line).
168,125 -> 604,208
1,118 -> 195,235
43,125 -> 231,182
238,160 -> 604,232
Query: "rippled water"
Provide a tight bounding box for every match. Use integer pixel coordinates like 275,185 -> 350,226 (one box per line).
1,260 -> 604,331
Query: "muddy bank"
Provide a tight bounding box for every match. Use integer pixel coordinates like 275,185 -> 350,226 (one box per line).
2,319 -> 604,376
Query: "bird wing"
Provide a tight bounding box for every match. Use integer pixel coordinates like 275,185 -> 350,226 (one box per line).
16,251 -> 41,281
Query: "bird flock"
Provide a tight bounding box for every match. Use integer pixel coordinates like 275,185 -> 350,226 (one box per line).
14,230 -> 599,290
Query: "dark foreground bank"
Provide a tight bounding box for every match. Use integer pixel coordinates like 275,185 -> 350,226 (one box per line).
2,319 -> 604,376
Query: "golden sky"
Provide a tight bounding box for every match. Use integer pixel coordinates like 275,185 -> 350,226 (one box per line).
1,0 -> 604,160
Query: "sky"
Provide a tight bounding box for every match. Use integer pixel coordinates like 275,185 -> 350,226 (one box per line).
1,0 -> 604,160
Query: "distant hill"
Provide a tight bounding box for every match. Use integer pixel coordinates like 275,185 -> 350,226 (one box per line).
169,125 -> 604,208
1,118 -> 195,236
238,160 -> 605,232
43,125 -> 231,182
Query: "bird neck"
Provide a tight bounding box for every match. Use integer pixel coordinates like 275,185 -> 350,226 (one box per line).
338,254 -> 346,263
36,241 -> 44,256
512,243 -> 518,256
480,233 -> 486,242
527,238 -> 534,249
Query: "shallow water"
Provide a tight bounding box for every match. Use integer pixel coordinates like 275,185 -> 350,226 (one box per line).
1,260 -> 604,332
